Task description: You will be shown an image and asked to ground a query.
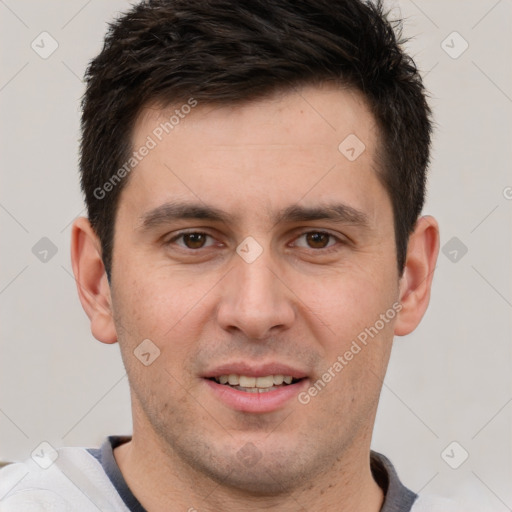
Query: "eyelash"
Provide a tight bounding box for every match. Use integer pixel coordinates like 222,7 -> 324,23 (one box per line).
166,230 -> 344,253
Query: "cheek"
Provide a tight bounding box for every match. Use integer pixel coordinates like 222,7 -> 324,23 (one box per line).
296,261 -> 399,404
297,262 -> 398,342
111,268 -> 204,403
111,261 -> 221,356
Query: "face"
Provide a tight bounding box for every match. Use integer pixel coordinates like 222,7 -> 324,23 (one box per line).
109,84 -> 401,493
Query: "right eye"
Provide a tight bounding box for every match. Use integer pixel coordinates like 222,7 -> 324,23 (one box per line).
166,231 -> 217,250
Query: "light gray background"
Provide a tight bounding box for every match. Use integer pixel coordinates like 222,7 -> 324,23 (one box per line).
1,1 -> 511,510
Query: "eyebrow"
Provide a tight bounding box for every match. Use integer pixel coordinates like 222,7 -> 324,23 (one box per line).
138,201 -> 370,231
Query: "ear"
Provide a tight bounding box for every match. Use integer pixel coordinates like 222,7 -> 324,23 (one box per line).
70,217 -> 117,344
394,215 -> 440,336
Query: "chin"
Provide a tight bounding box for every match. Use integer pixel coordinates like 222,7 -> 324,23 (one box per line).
204,460 -> 309,496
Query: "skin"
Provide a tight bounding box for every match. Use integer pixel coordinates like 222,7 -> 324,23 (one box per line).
71,83 -> 439,511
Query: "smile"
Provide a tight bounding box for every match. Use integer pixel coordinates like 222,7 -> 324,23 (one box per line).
210,374 -> 302,393
204,375 -> 308,413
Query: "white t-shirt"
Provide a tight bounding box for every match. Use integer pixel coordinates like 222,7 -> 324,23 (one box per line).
0,436 -> 463,511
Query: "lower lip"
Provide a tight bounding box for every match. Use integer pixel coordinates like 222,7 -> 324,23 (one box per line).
204,378 -> 309,413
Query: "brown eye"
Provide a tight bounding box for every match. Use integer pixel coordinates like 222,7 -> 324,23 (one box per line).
305,232 -> 331,249
165,231 -> 215,250
291,231 -> 341,252
182,233 -> 208,249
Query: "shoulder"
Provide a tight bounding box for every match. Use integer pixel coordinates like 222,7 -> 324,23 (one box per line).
412,493 -> 468,512
0,444 -> 127,511
370,451 -> 469,512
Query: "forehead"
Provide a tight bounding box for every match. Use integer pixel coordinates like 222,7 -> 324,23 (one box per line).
120,84 -> 388,226
136,84 -> 376,150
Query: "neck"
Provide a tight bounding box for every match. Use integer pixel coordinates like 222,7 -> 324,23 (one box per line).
114,426 -> 384,512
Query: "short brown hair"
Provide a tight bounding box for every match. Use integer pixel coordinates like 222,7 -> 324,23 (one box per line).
80,0 -> 432,278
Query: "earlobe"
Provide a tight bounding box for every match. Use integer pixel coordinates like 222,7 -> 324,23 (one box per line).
394,215 -> 440,336
71,217 -> 118,344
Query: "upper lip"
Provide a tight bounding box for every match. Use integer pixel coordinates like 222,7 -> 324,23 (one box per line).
202,362 -> 309,379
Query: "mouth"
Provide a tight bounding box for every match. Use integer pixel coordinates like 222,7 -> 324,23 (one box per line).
202,364 -> 309,413
207,374 -> 305,393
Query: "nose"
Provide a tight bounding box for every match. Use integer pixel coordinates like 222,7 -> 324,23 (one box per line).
216,248 -> 296,340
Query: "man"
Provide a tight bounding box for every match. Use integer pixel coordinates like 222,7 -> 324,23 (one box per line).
0,0 -> 462,510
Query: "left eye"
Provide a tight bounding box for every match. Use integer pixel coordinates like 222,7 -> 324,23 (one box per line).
293,231 -> 338,250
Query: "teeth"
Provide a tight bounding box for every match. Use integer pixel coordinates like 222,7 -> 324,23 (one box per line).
255,376 -> 274,388
231,386 -> 277,393
214,374 -> 297,388
239,376 -> 256,387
